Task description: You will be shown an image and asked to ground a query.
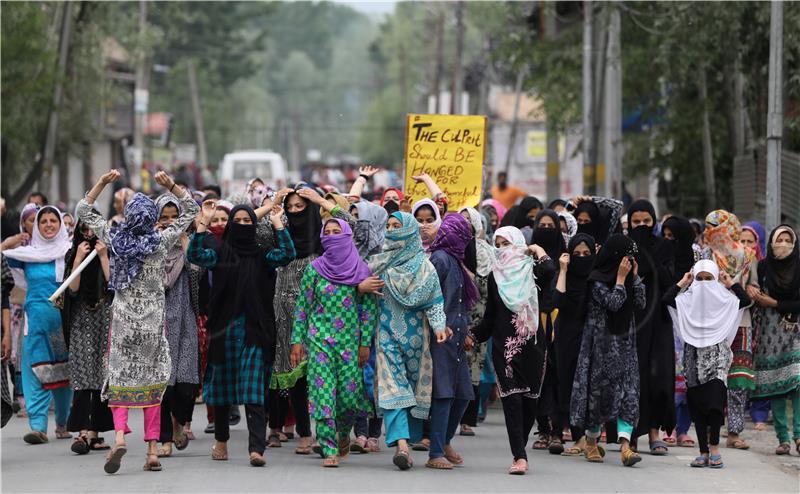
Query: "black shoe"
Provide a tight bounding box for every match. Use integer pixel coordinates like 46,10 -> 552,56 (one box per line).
229,407 -> 241,426
204,423 -> 215,434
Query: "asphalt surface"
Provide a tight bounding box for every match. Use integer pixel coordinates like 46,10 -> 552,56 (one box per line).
1,404 -> 798,493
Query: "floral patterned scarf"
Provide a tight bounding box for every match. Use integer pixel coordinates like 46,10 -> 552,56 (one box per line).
704,209 -> 755,282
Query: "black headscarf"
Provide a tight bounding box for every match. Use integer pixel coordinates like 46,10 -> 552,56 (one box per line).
548,198 -> 567,210
588,234 -> 637,335
284,190 -> 323,259
207,205 -> 277,364
761,225 -> 800,301
574,200 -> 603,243
500,196 -> 542,230
662,215 -> 695,279
531,209 -> 566,259
626,199 -> 673,280
565,233 -> 597,308
61,216 -> 110,348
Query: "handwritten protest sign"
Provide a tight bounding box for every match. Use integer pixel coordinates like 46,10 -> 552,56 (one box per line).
403,113 -> 487,211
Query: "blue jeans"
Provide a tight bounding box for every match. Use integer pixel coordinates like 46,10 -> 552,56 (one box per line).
676,392 -> 692,436
429,397 -> 469,459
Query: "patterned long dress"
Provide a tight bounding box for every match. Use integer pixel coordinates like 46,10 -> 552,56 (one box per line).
64,280 -> 111,391
76,194 -> 199,408
164,267 -> 199,387
291,266 -> 378,457
570,279 -> 646,430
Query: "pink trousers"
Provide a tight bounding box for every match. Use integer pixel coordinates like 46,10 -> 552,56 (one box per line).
111,406 -> 161,442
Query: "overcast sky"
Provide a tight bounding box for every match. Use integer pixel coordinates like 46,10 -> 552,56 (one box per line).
333,0 -> 396,17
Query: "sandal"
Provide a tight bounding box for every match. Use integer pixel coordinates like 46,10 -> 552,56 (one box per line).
338,436 -> 351,458
71,435 -> 90,455
55,425 -> 72,440
89,437 -> 111,450
508,459 -> 528,475
548,437 -> 564,455
393,449 -> 412,470
460,424 -> 475,436
323,456 -> 340,468
584,443 -> 604,463
295,437 -> 313,455
425,457 -> 453,470
267,433 -> 282,448
663,433 -> 677,446
690,455 -> 709,468
143,453 -> 162,471
23,431 -> 48,445
249,452 -> 266,467
649,440 -> 669,456
277,431 -> 289,442
173,429 -> 189,451
531,434 -> 549,450
211,443 -> 228,461
726,438 -> 750,450
677,434 -> 696,448
350,436 -> 368,454
283,431 -> 295,440
775,442 -> 791,455
157,443 -> 173,458
709,454 -> 723,468
562,437 -> 586,457
754,422 -> 767,431
104,444 -> 127,474
621,448 -> 642,467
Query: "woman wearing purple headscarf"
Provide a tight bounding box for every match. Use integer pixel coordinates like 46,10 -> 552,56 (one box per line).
77,169 -> 199,474
425,213 -> 477,470
289,218 -> 378,467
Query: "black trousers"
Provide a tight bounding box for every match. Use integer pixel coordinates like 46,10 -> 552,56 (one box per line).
67,390 -> 114,433
501,393 -> 538,461
460,386 -> 480,427
160,384 -> 198,443
267,377 -> 311,437
354,398 -> 383,439
688,380 -> 727,454
214,404 -> 266,454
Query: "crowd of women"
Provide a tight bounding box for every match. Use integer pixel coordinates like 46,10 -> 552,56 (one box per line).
0,165 -> 798,476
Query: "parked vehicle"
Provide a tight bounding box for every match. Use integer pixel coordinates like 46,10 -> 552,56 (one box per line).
219,150 -> 293,196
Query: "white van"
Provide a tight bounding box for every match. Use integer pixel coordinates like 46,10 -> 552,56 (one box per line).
219,150 -> 293,196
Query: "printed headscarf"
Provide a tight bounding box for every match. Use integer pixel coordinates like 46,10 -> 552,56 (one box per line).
704,210 -> 756,282
108,192 -> 162,291
368,212 -> 443,311
155,194 -> 186,289
558,210 -> 577,245
430,213 -> 479,310
491,226 -> 539,340
312,218 -> 372,286
459,207 -> 493,277
18,203 -> 39,241
352,200 -> 388,258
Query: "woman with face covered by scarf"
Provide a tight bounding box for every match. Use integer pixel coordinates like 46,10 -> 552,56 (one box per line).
289,218 -> 377,467
468,226 -> 547,475
60,212 -> 114,455
480,199 -> 507,238
748,226 -> 800,455
425,213 -> 478,470
77,170 -> 199,473
188,201 -> 295,466
570,234 -> 646,467
500,196 -> 543,244
570,195 -> 624,246
702,209 -> 758,450
152,194 -> 200,458
625,199 -> 676,455
5,206 -> 73,445
552,233 -> 596,456
528,210 -> 564,452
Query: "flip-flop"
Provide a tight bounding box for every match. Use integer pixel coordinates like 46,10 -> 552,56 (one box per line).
143,454 -> 162,472
173,430 -> 190,451
425,458 -> 453,470
90,437 -> 111,450
23,431 -> 48,445
726,438 -> 750,450
690,455 -> 709,468
508,461 -> 528,475
71,435 -> 90,455
649,440 -> 669,456
104,445 -> 127,474
677,434 -> 696,447
709,454 -> 724,469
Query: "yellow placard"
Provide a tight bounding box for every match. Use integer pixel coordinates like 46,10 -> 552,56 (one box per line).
403,113 -> 486,211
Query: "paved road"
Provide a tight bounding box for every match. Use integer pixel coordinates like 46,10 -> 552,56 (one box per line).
2,405 -> 798,493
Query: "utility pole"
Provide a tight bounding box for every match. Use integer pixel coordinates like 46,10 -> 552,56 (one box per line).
602,4 -> 622,199
432,8 -> 444,113
766,0 -> 783,232
699,69 -> 717,210
544,1 -> 560,202
131,0 -> 148,190
187,60 -> 208,172
40,2 -> 74,195
582,1 -> 595,195
450,1 -> 465,114
504,67 -> 525,176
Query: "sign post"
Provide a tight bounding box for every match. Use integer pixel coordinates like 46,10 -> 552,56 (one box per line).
403,113 -> 487,211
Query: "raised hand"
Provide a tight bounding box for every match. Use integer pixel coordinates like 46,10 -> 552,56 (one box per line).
99,169 -> 121,185
154,171 -> 174,189
359,165 -> 380,178
94,240 -> 108,257
200,199 -> 217,223
558,253 -> 570,271
617,256 -> 632,282
75,241 -> 92,263
297,187 -> 322,204
269,205 -> 285,229
677,271 -> 693,289
719,271 -> 735,289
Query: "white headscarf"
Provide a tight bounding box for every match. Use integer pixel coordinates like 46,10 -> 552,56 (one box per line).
460,206 -> 493,277
668,259 -> 743,348
491,226 -> 539,340
4,206 -> 71,286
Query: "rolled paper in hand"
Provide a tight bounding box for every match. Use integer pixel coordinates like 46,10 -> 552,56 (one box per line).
48,249 -> 98,304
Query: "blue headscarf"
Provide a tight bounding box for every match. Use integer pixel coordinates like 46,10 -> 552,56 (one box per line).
109,192 -> 162,291
367,212 -> 442,310
743,220 -> 767,260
